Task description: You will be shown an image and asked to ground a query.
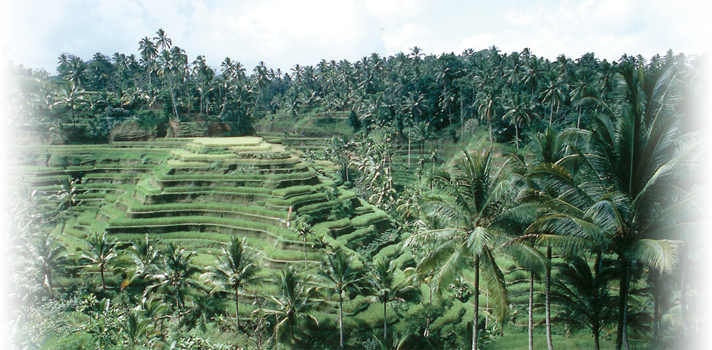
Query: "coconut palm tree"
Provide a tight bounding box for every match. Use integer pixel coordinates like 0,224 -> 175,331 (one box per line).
294,221 -> 312,269
539,72 -> 567,127
502,93 -> 536,150
404,149 -> 513,349
25,230 -> 69,292
50,83 -> 89,127
154,28 -> 172,52
80,232 -> 118,289
550,256 -> 616,350
122,234 -> 161,290
317,249 -> 368,348
268,266 -> 320,341
521,62 -> 703,350
367,259 -> 417,341
146,243 -> 203,315
474,92 -> 498,146
117,309 -> 155,350
201,237 -> 262,328
499,203 -> 548,350
47,176 -> 79,216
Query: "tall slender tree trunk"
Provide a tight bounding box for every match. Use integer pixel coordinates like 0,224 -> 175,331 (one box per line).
653,272 -> 660,348
236,289 -> 240,329
488,117 -> 493,147
616,258 -> 630,350
461,99 -> 465,137
304,238 -> 309,269
680,244 -> 688,338
339,294 -> 344,348
546,245 -> 554,350
473,255 -> 480,350
529,271 -> 534,350
408,135 -> 411,167
384,302 -> 388,340
622,298 -> 630,350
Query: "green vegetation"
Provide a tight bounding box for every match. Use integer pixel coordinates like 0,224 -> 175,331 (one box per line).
5,30 -> 706,350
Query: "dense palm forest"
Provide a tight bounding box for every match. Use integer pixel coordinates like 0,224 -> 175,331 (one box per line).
4,29 -> 708,350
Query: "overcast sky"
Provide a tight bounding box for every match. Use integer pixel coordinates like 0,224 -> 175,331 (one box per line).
1,0 -> 710,75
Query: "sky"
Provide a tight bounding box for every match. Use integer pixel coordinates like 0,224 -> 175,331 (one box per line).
1,0 -> 710,75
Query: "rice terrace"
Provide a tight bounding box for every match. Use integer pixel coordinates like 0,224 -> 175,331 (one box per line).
3,27 -> 708,350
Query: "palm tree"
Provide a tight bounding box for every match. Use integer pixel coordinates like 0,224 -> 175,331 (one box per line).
367,259 -> 417,341
501,93 -> 536,150
550,256 -> 616,350
122,234 -> 161,290
410,121 -> 431,156
138,36 -> 157,85
538,72 -> 567,127
317,249 -> 368,348
268,266 -> 320,341
474,92 -> 498,146
521,62 -> 703,350
118,309 -> 155,350
500,206 -> 548,350
25,230 -> 69,291
146,243 -> 203,315
294,221 -> 312,269
201,237 -> 262,328
154,28 -> 172,52
47,176 -> 79,216
50,83 -> 89,127
80,232 -> 118,289
405,149 -> 512,349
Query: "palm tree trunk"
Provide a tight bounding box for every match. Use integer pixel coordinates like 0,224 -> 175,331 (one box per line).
236,289 -> 240,329
304,237 -> 309,269
529,271 -> 534,350
488,116 -> 493,147
384,301 -> 388,340
339,295 -> 344,348
616,258 -> 630,350
473,255 -> 480,350
653,274 -> 660,348
546,245 -> 554,350
680,244 -> 688,338
408,135 -> 411,167
100,267 -> 106,289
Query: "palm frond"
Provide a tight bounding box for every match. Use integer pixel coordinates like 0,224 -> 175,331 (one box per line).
644,220 -> 708,245
626,238 -> 680,273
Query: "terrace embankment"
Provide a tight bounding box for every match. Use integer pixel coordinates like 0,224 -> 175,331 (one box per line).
9,136 -> 394,269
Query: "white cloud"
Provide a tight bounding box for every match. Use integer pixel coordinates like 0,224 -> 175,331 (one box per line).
457,33 -> 499,54
1,0 -> 708,74
381,23 -> 432,54
362,0 -> 421,18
